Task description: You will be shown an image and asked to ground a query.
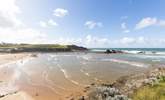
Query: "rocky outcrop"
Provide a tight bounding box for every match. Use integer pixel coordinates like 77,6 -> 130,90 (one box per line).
105,49 -> 123,54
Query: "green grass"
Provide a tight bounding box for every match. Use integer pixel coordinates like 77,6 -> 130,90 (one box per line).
0,44 -> 68,49
131,80 -> 165,100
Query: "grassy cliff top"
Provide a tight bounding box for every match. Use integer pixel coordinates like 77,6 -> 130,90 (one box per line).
0,43 -> 88,52
0,44 -> 68,49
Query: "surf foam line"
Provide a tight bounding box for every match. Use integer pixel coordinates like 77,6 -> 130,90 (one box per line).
0,56 -> 62,96
0,54 -> 34,69
20,69 -> 62,96
16,57 -> 62,96
42,71 -> 67,91
80,63 -> 103,83
80,68 -> 90,76
80,68 -> 102,82
81,55 -> 93,61
134,55 -> 165,59
57,64 -> 86,87
102,58 -> 148,68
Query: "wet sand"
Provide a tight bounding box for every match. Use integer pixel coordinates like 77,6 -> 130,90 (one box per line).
0,53 -> 88,100
0,53 -> 34,100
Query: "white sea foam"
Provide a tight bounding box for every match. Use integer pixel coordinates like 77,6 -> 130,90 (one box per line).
48,55 -> 58,61
60,68 -> 69,79
123,50 -> 141,54
43,71 -> 66,91
82,62 -> 87,65
156,52 -> 165,55
16,58 -> 32,67
134,55 -> 165,59
24,71 -> 62,95
102,58 -> 148,68
81,55 -> 92,61
57,64 -> 82,86
80,69 -> 90,76
49,55 -> 57,58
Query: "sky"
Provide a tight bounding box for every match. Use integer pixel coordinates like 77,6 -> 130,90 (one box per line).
0,0 -> 165,48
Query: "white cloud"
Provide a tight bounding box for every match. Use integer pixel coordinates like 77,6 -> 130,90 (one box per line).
0,0 -> 22,28
48,19 -> 58,26
121,23 -> 126,29
0,28 -> 47,43
119,37 -> 150,46
84,21 -> 103,29
135,17 -> 165,30
84,35 -> 108,47
158,20 -> 165,26
121,22 -> 130,33
53,8 -> 68,18
135,17 -> 157,30
39,19 -> 58,28
51,37 -> 82,45
0,0 -> 48,44
39,21 -> 47,28
120,37 -> 135,45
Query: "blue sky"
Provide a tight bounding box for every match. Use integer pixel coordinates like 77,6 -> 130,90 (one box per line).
0,0 -> 165,47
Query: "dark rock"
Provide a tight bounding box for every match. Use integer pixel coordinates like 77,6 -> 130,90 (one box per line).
137,51 -> 145,54
105,49 -> 123,54
90,83 -> 95,86
79,96 -> 85,100
105,49 -> 111,54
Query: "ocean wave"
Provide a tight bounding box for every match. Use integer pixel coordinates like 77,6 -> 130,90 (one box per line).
155,52 -> 165,55
42,71 -> 66,91
81,55 -> 92,61
123,50 -> 165,55
80,69 -> 90,76
134,55 -> 165,59
102,58 -> 148,68
57,64 -> 81,86
123,50 -> 142,54
23,70 -> 62,95
49,55 -> 57,58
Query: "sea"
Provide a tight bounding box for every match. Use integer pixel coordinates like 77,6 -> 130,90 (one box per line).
90,48 -> 165,54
